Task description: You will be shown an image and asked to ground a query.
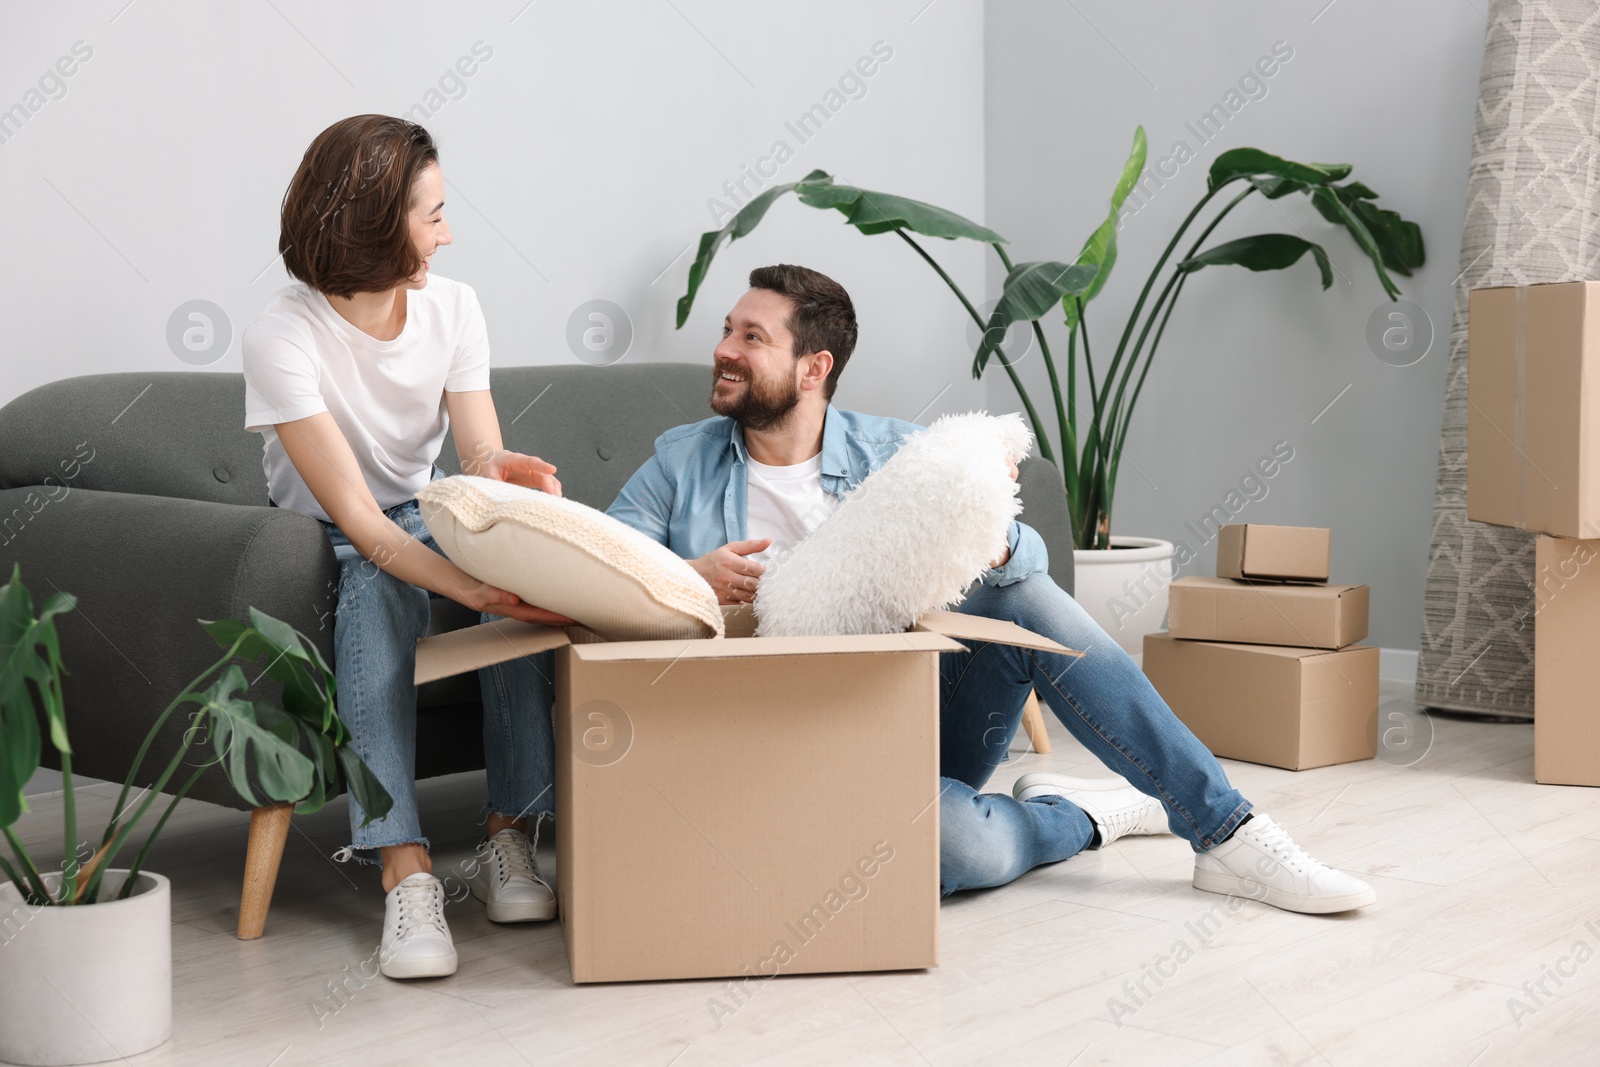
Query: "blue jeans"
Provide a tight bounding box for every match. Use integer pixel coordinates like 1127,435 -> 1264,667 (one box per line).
938,572 -> 1251,895
478,567 -> 1250,897
319,470 -> 553,863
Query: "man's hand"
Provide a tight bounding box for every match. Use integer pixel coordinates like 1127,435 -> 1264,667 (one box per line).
989,454 -> 1021,570
474,448 -> 562,497
691,539 -> 771,604
464,578 -> 575,627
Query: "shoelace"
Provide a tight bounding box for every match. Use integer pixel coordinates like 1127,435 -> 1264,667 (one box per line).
1243,817 -> 1323,877
1098,800 -> 1154,841
394,879 -> 447,937
486,832 -> 544,887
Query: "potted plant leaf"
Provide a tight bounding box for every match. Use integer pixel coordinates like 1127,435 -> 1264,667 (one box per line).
673,129 -> 1423,649
0,563 -> 391,1066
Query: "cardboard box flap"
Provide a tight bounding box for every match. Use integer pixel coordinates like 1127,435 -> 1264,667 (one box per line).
414,619 -> 573,685
913,610 -> 1084,657
568,630 -> 966,663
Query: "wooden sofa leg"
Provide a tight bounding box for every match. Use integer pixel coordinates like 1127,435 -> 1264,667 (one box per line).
1021,691 -> 1053,754
237,802 -> 293,940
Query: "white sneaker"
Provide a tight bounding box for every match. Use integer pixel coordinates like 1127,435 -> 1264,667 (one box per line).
468,828 -> 556,923
1011,773 -> 1171,847
1193,813 -> 1376,914
379,872 -> 458,979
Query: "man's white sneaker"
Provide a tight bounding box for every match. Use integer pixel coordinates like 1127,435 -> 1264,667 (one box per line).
379,872 -> 458,979
468,828 -> 556,923
1011,772 -> 1171,847
1193,813 -> 1376,914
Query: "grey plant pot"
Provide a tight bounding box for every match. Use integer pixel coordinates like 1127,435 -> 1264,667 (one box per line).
0,871 -> 172,1066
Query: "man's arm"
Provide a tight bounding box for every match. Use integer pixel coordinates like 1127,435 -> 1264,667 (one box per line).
608,454 -> 769,604
606,453 -> 675,545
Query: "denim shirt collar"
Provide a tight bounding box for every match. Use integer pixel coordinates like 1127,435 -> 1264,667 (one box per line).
728,404 -> 853,485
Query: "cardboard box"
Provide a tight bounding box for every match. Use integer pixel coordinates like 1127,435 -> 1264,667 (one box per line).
1533,536 -> 1600,786
1167,576 -> 1368,649
1216,524 -> 1331,583
1468,282 -> 1600,538
1142,632 -> 1378,771
415,606 -> 1079,983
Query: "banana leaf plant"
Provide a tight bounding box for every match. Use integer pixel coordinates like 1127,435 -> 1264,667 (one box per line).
0,563 -> 391,906
675,137 -> 1424,550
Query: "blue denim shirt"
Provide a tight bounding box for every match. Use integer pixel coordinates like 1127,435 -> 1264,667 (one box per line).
606,405 -> 1048,587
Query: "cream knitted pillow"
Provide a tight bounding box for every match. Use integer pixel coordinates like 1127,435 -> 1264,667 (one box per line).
755,412 -> 1033,637
417,476 -> 723,641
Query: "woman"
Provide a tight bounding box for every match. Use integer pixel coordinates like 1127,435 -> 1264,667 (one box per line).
242,115 -> 565,980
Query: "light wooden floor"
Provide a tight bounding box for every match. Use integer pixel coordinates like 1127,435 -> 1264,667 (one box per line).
10,680 -> 1599,1066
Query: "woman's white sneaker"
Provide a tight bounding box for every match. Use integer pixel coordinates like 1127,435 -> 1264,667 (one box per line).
379,872 -> 458,979
468,828 -> 557,922
1193,813 -> 1376,914
1011,772 -> 1171,847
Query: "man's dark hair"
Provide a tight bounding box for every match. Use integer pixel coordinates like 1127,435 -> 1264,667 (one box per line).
747,264 -> 857,399
279,115 -> 439,298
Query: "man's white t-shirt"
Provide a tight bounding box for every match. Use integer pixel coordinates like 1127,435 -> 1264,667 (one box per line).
744,452 -> 839,564
241,275 -> 492,523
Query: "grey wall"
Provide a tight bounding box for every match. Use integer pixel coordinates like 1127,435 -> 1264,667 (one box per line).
0,0 -> 987,426
984,0 -> 1484,651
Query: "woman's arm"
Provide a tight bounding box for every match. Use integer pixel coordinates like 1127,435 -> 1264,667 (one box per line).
445,389 -> 561,494
275,412 -> 570,626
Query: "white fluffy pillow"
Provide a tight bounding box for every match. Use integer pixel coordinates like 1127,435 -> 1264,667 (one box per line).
755,412 -> 1032,637
417,475 -> 724,641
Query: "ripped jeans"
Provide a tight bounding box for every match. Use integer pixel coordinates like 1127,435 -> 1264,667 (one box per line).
938,572 -> 1251,896
317,470 -> 554,864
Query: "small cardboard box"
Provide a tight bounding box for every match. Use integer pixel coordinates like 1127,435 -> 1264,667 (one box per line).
1468,282 -> 1600,538
1215,524 -> 1331,583
1533,535 -> 1600,786
1167,576 -> 1368,649
415,606 -> 1077,983
1142,632 -> 1378,771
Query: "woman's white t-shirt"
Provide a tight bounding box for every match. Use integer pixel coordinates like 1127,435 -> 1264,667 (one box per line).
241,275 -> 491,523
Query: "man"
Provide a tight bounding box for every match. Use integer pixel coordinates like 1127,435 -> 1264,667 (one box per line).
485,264 -> 1375,913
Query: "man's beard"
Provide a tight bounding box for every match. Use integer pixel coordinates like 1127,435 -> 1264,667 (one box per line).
709,360 -> 802,431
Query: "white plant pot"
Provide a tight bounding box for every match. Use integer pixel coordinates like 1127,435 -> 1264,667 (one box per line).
1072,536 -> 1175,666
0,871 -> 172,1066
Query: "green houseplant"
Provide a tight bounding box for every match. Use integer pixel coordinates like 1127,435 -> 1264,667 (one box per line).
673,127 -> 1425,554
0,562 -> 390,1064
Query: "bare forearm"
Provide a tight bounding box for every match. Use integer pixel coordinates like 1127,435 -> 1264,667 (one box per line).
339,508 -> 481,606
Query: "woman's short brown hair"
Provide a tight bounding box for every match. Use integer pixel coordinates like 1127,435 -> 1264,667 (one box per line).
279,115 -> 438,298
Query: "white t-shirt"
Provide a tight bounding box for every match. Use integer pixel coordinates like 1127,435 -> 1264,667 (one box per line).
241,275 -> 491,523
744,452 -> 838,564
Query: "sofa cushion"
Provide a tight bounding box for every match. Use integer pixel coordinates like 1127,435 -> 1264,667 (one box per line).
755,413 -> 1032,637
417,475 -> 723,641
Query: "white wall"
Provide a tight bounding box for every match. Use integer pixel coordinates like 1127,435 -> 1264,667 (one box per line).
3,0 -> 1485,659
0,0 -> 987,426
984,0 -> 1485,651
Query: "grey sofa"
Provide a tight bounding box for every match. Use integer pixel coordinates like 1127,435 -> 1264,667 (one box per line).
0,363 -> 1074,937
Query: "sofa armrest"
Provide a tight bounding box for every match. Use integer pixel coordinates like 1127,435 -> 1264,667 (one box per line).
0,488 -> 338,811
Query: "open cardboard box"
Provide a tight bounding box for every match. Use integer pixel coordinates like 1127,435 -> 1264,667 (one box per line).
415,604 -> 1079,983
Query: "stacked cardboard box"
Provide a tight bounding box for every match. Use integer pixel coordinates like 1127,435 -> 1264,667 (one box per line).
1468,281 -> 1600,786
1142,524 -> 1379,771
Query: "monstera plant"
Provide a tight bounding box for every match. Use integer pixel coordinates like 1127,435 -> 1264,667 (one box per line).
675,128 -> 1424,550
0,563 -> 390,906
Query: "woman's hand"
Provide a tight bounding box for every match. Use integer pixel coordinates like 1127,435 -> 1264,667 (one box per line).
474,448 -> 562,497
463,579 -> 575,627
